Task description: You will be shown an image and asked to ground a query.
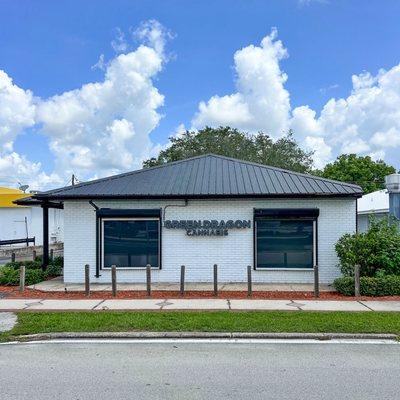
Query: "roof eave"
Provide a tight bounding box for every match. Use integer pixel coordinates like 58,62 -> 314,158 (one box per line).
14,197 -> 64,209
35,192 -> 363,201
358,208 -> 389,215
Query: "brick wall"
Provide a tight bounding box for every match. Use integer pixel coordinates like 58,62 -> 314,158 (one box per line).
63,198 -> 356,284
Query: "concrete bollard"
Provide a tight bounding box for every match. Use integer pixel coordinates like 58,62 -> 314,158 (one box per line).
50,249 -> 54,261
111,265 -> 117,297
314,264 -> 319,298
146,264 -> 151,296
354,264 -> 361,297
180,265 -> 185,296
32,250 -> 37,261
247,265 -> 252,297
213,264 -> 218,296
11,252 -> 15,263
85,264 -> 90,296
19,265 -> 26,293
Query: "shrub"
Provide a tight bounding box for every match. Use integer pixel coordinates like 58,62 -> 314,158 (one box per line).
332,276 -> 354,296
0,267 -> 19,285
51,255 -> 63,267
335,218 -> 400,277
25,269 -> 47,285
333,275 -> 400,296
0,266 -> 47,285
5,260 -> 42,270
0,255 -> 64,286
46,263 -> 63,277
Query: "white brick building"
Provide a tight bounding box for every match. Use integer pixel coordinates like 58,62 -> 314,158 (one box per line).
23,154 -> 363,284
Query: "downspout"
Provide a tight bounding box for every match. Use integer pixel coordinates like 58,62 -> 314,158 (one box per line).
41,200 -> 49,271
89,200 -> 101,277
355,197 -> 358,234
163,199 -> 188,221
89,200 -> 99,211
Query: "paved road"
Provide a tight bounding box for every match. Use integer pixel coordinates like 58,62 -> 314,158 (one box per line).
0,256 -> 14,266
0,340 -> 399,399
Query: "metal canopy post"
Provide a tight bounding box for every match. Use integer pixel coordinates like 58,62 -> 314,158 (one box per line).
42,202 -> 49,271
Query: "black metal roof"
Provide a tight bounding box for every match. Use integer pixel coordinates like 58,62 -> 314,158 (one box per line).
34,154 -> 363,200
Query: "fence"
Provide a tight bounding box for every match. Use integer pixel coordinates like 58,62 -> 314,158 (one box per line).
79,263 -> 321,298
0,237 -> 35,247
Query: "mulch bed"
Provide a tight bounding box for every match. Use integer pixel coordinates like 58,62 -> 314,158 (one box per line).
1,286 -> 400,301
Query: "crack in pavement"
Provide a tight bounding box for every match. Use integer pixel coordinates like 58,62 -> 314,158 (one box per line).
23,300 -> 44,310
92,299 -> 106,310
156,299 -> 173,310
357,301 -> 374,311
287,300 -> 304,310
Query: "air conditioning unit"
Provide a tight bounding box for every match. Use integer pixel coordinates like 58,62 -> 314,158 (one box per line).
385,174 -> 400,193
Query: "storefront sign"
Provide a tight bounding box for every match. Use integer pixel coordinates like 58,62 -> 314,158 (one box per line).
164,219 -> 251,236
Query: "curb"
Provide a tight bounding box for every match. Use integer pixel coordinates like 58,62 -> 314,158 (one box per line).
15,331 -> 399,341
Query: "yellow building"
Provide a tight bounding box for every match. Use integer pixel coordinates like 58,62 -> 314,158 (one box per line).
0,186 -> 63,245
0,187 -> 31,208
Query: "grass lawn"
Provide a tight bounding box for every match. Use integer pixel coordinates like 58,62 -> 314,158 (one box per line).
1,311 -> 400,341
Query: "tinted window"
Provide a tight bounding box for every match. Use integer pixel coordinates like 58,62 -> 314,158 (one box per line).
103,219 -> 159,268
256,219 -> 313,269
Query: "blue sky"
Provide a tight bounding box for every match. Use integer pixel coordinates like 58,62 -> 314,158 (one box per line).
1,0 -> 400,189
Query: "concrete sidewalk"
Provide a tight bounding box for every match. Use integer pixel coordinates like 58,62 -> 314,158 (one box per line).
29,277 -> 333,292
0,298 -> 400,312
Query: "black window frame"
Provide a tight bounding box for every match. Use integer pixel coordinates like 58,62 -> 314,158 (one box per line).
101,217 -> 161,270
96,209 -> 162,273
253,208 -> 319,271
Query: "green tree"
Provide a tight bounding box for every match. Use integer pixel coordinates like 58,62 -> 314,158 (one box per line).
143,126 -> 314,173
317,154 -> 396,194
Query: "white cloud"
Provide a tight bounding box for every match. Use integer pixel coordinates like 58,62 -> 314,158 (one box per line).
369,149 -> 386,161
0,20 -> 170,189
291,106 -> 320,136
36,20 -> 169,180
304,136 -> 331,169
370,127 -> 400,148
319,83 -> 339,94
2,23 -> 400,190
291,65 -> 400,167
91,54 -> 106,71
191,29 -> 400,170
0,71 -> 36,152
173,123 -> 187,138
0,71 -> 60,189
192,28 -> 290,135
132,19 -> 173,56
37,46 -> 165,177
0,152 -> 62,190
340,138 -> 370,154
111,28 -> 129,53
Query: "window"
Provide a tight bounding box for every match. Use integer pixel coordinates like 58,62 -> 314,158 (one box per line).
102,218 -> 160,268
254,209 -> 318,269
